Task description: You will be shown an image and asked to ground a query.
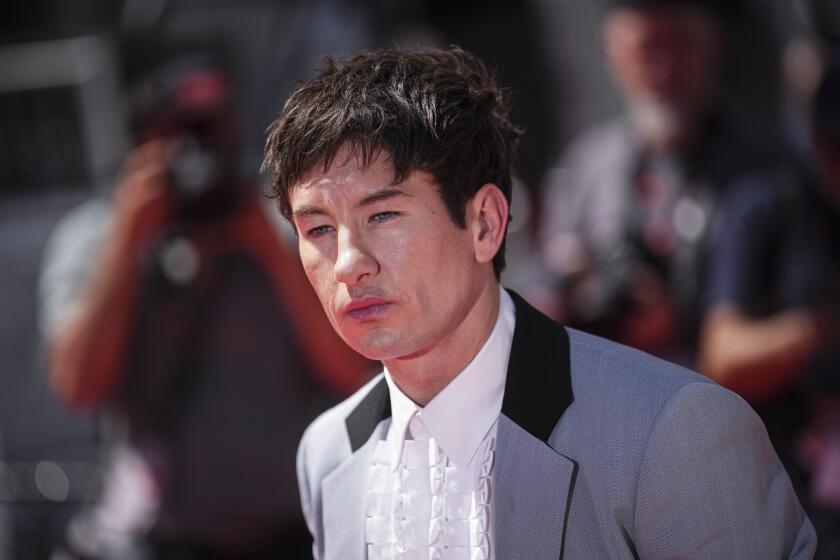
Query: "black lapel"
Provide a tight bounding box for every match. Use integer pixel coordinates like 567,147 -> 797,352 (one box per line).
502,289 -> 574,441
345,376 -> 390,452
344,288 -> 574,451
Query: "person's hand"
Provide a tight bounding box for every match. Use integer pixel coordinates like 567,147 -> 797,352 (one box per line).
111,139 -> 175,242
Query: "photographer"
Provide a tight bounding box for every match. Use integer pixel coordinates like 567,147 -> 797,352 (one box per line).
39,53 -> 371,559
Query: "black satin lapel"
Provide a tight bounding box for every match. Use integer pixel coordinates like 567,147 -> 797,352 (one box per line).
345,377 -> 391,452
502,289 -> 574,441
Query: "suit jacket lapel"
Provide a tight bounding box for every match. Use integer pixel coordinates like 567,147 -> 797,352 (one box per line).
327,378 -> 390,560
502,290 -> 573,439
494,415 -> 578,560
494,290 -> 577,559
323,416 -> 388,560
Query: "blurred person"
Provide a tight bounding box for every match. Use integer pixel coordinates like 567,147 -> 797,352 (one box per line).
263,46 -> 814,560
39,51 -> 371,560
539,0 -> 784,363
700,48 -> 840,559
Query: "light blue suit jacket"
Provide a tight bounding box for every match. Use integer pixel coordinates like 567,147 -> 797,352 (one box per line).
297,291 -> 817,559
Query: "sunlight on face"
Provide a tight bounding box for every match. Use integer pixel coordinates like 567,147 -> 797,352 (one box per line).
290,147 -> 486,361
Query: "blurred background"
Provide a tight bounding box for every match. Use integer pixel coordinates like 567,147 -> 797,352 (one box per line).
1,0 -> 840,558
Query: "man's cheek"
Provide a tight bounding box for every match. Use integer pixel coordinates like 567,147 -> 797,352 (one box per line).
313,270 -> 338,314
299,250 -> 325,289
309,274 -> 331,309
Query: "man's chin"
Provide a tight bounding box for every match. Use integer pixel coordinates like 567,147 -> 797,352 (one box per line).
343,329 -> 406,362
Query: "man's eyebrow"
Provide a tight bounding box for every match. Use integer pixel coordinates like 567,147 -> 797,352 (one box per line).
292,205 -> 328,220
292,187 -> 411,220
355,187 -> 412,208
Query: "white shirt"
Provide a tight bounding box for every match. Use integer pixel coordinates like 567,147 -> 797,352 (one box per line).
365,287 -> 516,560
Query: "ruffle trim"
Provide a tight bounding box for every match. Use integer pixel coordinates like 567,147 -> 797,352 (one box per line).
365,435 -> 495,560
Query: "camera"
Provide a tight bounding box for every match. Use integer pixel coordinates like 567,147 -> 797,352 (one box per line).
132,55 -> 240,222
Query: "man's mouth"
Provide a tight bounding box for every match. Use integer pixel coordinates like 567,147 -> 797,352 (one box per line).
342,297 -> 392,321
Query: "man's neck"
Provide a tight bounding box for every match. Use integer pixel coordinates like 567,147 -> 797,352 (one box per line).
383,282 -> 501,406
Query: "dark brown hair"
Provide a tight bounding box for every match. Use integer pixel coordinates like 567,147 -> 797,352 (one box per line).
262,47 -> 522,277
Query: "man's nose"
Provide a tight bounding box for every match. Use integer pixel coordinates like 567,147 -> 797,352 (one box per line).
334,229 -> 378,286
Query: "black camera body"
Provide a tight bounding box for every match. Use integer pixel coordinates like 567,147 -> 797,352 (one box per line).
133,56 -> 241,222
164,118 -> 238,222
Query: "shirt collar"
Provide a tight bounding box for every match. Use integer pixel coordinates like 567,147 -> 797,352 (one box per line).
384,286 -> 516,468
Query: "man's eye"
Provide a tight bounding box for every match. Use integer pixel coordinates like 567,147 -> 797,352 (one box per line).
370,211 -> 399,223
306,225 -> 334,238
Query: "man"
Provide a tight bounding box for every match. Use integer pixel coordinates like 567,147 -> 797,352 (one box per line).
263,48 -> 815,559
539,0 -> 783,362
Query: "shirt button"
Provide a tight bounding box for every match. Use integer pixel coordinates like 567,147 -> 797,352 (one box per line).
409,415 -> 430,440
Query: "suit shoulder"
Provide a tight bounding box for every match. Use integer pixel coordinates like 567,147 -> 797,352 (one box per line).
566,328 -> 711,396
561,327 -> 740,438
631,380 -> 811,559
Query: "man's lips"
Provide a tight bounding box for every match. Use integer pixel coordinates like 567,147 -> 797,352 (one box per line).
341,297 -> 392,321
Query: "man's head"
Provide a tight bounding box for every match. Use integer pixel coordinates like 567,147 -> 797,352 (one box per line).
603,0 -> 722,150
263,48 -> 519,361
264,47 -> 521,277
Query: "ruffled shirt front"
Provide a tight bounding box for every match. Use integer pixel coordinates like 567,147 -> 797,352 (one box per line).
365,288 -> 515,560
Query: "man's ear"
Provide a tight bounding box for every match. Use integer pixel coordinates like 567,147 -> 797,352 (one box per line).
467,183 -> 509,266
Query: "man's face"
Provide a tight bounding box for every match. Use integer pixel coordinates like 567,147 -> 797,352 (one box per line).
289,147 -> 487,361
604,6 -> 718,146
